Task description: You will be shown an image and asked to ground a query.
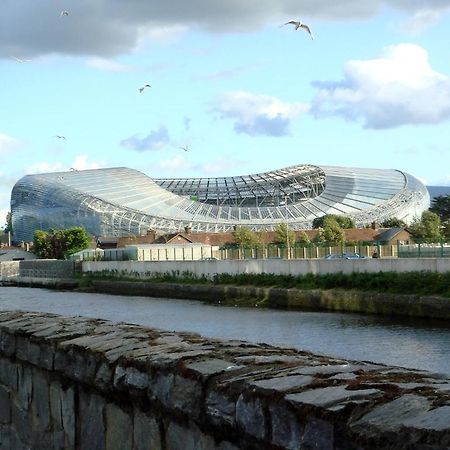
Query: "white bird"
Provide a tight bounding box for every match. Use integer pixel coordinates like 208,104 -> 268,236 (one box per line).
179,145 -> 189,152
139,84 -> 151,93
11,56 -> 31,63
60,10 -> 69,17
54,135 -> 66,140
281,20 -> 314,40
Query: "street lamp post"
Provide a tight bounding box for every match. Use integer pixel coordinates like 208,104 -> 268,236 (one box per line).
285,195 -> 290,259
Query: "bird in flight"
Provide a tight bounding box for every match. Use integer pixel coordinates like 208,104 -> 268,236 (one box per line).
60,10 -> 69,17
281,20 -> 314,40
179,145 -> 189,152
11,56 -> 31,63
54,135 -> 66,140
139,84 -> 151,93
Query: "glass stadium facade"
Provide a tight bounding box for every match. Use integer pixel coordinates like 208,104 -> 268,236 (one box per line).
11,164 -> 430,242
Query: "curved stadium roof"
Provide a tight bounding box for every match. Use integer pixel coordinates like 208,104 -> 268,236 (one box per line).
11,164 -> 430,241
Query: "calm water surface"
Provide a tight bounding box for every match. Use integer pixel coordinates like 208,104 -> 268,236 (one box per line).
1,286 -> 449,375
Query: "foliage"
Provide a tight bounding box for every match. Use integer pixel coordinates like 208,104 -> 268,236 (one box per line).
312,214 -> 355,229
3,212 -> 12,233
274,223 -> 296,247
409,211 -> 443,242
84,268 -> 450,298
380,217 -> 407,228
314,216 -> 345,244
296,231 -> 311,246
430,195 -> 450,222
33,227 -> 91,259
232,226 -> 261,247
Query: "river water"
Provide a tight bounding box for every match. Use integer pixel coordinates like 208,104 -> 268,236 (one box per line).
1,286 -> 449,375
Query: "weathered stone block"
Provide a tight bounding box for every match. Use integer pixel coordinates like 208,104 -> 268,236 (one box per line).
206,390 -> 236,426
270,403 -> 302,449
79,389 -> 105,450
0,331 -> 15,357
286,386 -> 381,409
0,425 -> 11,450
95,361 -> 114,390
301,418 -> 334,450
251,374 -> 313,392
16,365 -> 32,411
31,369 -> 50,430
166,421 -> 216,450
38,342 -> 54,370
171,375 -> 203,419
149,372 -> 174,405
49,380 -> 75,448
236,395 -> 266,441
0,386 -> 11,424
105,403 -> 132,450
133,410 -> 162,450
114,365 -> 149,391
11,400 -> 32,444
0,358 -> 17,390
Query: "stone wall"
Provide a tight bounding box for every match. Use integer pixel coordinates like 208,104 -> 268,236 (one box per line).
0,262 -> 20,279
82,257 -> 450,280
0,311 -> 449,450
0,260 -> 75,282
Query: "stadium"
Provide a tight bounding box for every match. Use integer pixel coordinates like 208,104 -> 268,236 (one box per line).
10,164 -> 430,242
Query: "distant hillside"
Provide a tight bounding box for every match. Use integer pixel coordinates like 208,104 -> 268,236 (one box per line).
427,186 -> 450,200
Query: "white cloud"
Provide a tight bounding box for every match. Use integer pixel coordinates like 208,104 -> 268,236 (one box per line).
212,91 -> 309,136
26,155 -> 105,174
121,126 -> 171,152
397,7 -> 449,35
85,57 -> 134,73
311,44 -> 450,129
2,2 -> 447,58
156,154 -> 191,172
70,155 -> 106,171
0,133 -> 19,154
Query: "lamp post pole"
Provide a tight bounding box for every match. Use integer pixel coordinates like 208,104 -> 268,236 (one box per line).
285,195 -> 290,260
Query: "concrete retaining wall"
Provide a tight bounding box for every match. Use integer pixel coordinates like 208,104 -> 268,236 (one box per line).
0,311 -> 449,449
82,258 -> 450,279
0,260 -> 75,282
0,262 -> 20,279
89,280 -> 450,320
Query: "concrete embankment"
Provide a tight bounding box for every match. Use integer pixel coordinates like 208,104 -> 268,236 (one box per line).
1,310 -> 449,450
88,280 -> 450,320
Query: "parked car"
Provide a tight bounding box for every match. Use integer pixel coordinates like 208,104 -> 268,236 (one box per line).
323,253 -> 367,260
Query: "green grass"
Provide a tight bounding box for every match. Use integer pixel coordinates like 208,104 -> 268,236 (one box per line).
81,270 -> 450,298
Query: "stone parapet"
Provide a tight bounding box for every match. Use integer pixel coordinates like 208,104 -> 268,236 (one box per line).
0,311 -> 449,449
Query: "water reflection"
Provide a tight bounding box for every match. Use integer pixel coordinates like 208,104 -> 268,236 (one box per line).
0,287 -> 449,374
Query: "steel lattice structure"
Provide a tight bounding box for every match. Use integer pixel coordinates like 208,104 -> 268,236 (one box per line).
11,164 -> 430,241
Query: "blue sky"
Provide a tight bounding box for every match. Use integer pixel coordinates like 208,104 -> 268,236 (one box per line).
1,1 -> 450,226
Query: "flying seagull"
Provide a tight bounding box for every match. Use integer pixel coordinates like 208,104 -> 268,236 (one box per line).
281,20 -> 314,40
11,56 -> 31,63
54,135 -> 66,140
60,10 -> 69,17
139,84 -> 151,93
179,145 -> 189,152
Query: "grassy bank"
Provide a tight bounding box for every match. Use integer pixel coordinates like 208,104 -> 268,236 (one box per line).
80,270 -> 450,299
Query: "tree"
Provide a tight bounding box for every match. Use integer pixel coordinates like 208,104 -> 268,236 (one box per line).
33,227 -> 91,259
3,212 -> 12,233
380,217 -> 407,228
274,223 -> 296,247
409,211 -> 442,243
312,214 -> 355,229
430,195 -> 450,222
296,231 -> 311,246
232,226 -> 261,247
314,216 -> 345,244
